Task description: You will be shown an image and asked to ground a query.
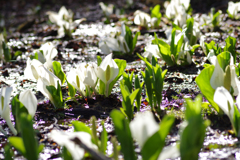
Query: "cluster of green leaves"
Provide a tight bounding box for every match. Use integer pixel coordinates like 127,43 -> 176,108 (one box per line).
138,54 -> 167,115
204,36 -> 237,62
150,4 -> 162,28
152,28 -> 183,66
180,95 -> 210,160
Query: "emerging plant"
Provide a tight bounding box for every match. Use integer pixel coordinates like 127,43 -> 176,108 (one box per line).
201,36 -> 237,63
0,33 -> 11,62
200,8 -> 222,31
37,65 -> 64,109
8,113 -> 44,160
165,0 -> 191,27
99,23 -> 140,56
34,42 -> 58,71
180,95 -> 210,160
138,54 -> 167,116
47,6 -> 86,38
214,86 -> 240,137
99,2 -> 114,24
67,62 -> 98,97
227,1 -> 240,20
0,87 -> 17,135
133,4 -> 161,29
196,52 -> 240,113
153,28 -> 199,66
96,53 -> 126,97
119,80 -> 139,121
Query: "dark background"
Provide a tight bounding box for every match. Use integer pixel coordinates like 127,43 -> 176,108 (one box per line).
0,0 -> 237,29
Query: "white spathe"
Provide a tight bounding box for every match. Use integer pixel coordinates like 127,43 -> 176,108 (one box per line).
142,43 -> 161,60
129,111 -> 159,148
24,58 -> 44,81
0,87 -> 17,135
96,53 -> 119,85
134,10 -> 151,28
228,1 -> 240,19
19,89 -> 37,118
48,130 -> 97,160
37,65 -> 61,107
99,2 -> 114,17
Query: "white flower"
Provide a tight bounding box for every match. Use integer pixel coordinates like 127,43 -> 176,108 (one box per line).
210,56 -> 225,90
0,87 -> 17,135
67,62 -> 98,96
200,35 -> 207,55
142,44 -> 161,60
48,130 -> 97,160
209,54 -> 240,96
24,58 -> 44,81
178,42 -> 192,64
165,0 -> 190,19
96,53 -> 118,85
99,2 -> 114,17
134,10 -> 151,28
37,65 -> 61,107
228,1 -> 240,19
47,6 -> 73,26
19,89 -> 37,117
130,111 -> 159,148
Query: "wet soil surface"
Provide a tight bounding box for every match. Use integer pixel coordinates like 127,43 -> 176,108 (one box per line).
1,0 -> 240,159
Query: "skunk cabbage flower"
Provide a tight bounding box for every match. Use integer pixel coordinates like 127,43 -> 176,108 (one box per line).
37,65 -> 61,107
67,62 -> 98,96
210,56 -> 225,90
178,42 -> 192,65
49,130 -> 97,160
165,0 -> 190,19
129,111 -> 159,148
134,10 -> 151,28
209,54 -> 240,96
227,1 -> 240,19
0,87 -> 17,135
96,53 -> 118,85
24,58 -> 43,81
19,89 -> 37,117
214,87 -> 235,119
142,43 -> 161,60
96,53 -> 118,96
99,2 -> 114,17
47,6 -> 73,26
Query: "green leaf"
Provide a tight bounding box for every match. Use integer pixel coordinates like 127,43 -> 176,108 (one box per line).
233,105 -> 240,137
2,42 -> 11,62
151,4 -> 161,26
108,59 -> 126,96
217,51 -> 231,71
97,56 -> 102,66
11,95 -> 28,133
110,110 -> 136,160
52,61 -> 66,84
132,32 -> 140,53
180,95 -> 210,160
195,65 -> 220,112
67,80 -> 76,98
141,115 -> 175,160
62,146 -> 73,160
4,144 -> 13,160
8,137 -> 26,155
125,25 -> 133,53
20,113 -> 39,160
72,121 -> 92,134
224,36 -> 236,63
46,82 -> 64,109
100,121 -> 108,154
123,71 -> 134,93
90,116 -> 100,148
134,75 -> 143,112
